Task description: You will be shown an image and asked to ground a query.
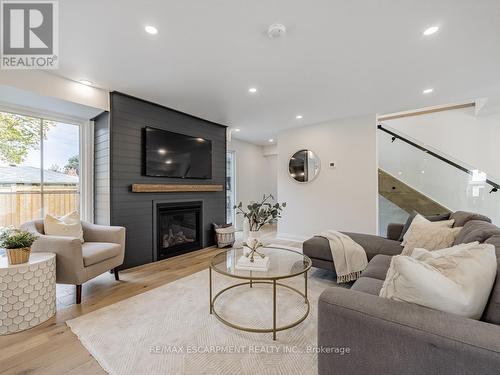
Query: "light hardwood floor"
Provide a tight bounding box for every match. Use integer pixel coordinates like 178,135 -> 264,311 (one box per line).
0,236 -> 302,374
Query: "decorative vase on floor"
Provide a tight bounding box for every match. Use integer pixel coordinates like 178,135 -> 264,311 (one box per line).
6,247 -> 31,265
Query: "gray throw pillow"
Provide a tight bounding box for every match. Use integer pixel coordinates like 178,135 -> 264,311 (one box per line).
450,211 -> 492,228
398,211 -> 451,242
482,236 -> 500,325
485,235 -> 500,257
454,220 -> 500,245
482,258 -> 500,325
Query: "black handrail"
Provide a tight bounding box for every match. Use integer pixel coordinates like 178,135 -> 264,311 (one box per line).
377,124 -> 499,192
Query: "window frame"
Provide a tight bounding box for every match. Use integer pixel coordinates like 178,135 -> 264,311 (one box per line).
226,150 -> 236,225
0,103 -> 93,223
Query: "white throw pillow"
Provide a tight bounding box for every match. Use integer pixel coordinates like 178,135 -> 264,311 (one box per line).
379,243 -> 497,319
402,214 -> 454,246
44,211 -> 84,243
411,241 -> 480,260
401,225 -> 462,256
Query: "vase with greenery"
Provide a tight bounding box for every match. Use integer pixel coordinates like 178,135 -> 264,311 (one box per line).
0,227 -> 37,265
234,194 -> 286,261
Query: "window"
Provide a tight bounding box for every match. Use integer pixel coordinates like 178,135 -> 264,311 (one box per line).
0,110 -> 80,227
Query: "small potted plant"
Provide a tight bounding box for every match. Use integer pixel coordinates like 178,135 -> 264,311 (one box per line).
0,227 -> 37,265
234,194 -> 286,259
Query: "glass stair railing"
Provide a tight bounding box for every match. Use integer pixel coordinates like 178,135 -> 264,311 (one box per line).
377,124 -> 500,230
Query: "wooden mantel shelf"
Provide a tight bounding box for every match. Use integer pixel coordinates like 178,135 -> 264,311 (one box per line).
131,184 -> 223,193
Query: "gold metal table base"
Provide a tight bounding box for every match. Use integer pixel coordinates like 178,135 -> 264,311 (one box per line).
209,268 -> 309,340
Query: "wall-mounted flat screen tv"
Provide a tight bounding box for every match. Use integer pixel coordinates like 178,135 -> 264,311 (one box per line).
144,127 -> 212,179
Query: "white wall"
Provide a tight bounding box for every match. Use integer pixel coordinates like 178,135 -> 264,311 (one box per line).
262,145 -> 278,200
228,139 -> 278,229
277,114 -> 378,241
385,107 -> 500,181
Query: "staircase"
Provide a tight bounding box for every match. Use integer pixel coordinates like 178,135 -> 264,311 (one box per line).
377,124 -> 499,234
378,169 -> 448,216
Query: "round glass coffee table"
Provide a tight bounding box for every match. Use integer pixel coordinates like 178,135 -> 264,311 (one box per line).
209,246 -> 312,340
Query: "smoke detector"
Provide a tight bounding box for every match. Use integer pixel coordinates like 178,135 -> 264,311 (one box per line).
267,23 -> 286,38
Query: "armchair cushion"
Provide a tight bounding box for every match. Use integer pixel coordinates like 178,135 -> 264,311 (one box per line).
81,222 -> 125,245
82,242 -> 122,267
44,211 -> 84,243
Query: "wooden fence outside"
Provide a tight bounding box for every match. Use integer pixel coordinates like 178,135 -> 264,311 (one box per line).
0,185 -> 79,227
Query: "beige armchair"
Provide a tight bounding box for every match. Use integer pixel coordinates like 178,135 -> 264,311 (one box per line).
20,220 -> 126,304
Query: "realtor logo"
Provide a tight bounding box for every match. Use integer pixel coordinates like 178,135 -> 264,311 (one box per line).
1,0 -> 58,69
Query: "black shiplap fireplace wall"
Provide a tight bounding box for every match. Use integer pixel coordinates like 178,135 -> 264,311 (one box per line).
99,92 -> 226,269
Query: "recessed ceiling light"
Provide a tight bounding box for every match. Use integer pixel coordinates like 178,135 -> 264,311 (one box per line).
268,23 -> 287,39
422,88 -> 434,94
165,159 -> 172,164
234,128 -> 241,132
158,148 -> 166,155
145,25 -> 158,35
423,26 -> 439,36
268,138 -> 274,143
296,115 -> 303,119
248,87 -> 257,94
78,79 -> 93,86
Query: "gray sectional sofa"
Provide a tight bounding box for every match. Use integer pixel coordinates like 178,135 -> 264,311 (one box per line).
303,212 -> 500,375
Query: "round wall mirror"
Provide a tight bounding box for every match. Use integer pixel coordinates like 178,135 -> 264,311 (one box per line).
288,149 -> 320,183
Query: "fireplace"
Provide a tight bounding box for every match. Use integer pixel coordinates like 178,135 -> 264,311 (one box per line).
155,201 -> 202,260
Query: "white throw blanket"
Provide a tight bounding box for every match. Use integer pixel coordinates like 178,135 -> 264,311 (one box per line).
317,230 -> 368,283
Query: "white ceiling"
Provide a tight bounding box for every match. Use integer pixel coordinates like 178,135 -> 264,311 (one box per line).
57,0 -> 500,144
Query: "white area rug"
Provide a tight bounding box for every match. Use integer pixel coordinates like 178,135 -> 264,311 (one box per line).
67,268 -> 337,375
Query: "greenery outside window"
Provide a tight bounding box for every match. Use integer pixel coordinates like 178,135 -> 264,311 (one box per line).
0,110 -> 80,227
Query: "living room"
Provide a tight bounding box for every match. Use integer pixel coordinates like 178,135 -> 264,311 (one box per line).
0,1 -> 499,374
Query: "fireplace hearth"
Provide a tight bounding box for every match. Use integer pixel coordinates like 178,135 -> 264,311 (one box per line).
156,201 -> 202,260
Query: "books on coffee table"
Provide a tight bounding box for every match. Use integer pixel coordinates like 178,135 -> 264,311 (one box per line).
235,255 -> 270,271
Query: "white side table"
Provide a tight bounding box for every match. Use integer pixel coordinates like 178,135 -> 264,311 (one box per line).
0,252 -> 56,335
